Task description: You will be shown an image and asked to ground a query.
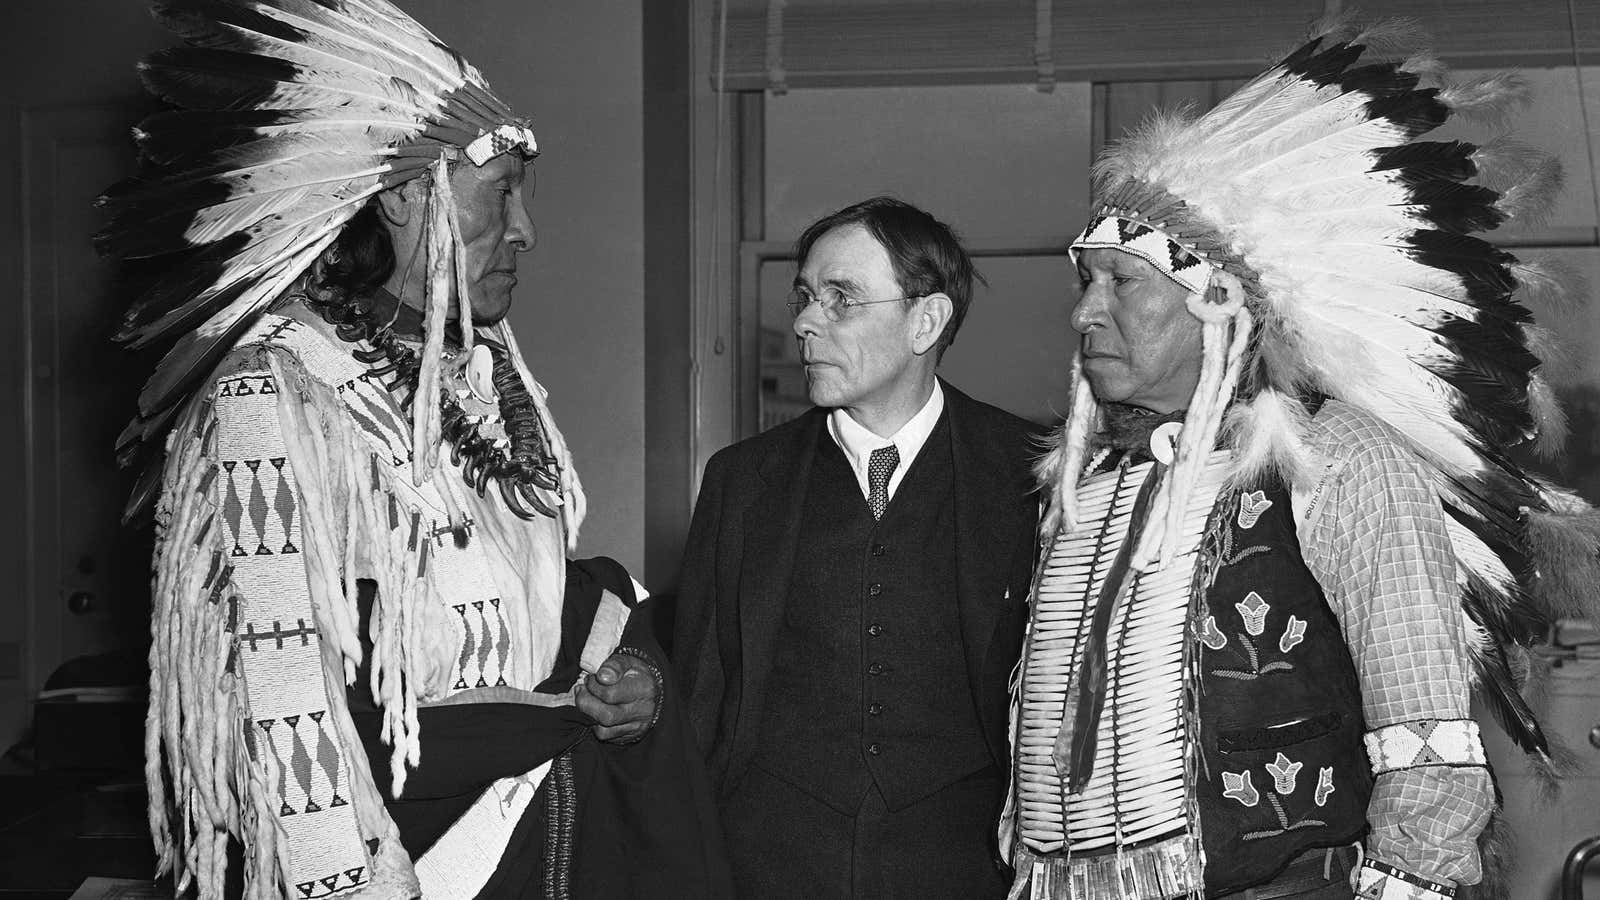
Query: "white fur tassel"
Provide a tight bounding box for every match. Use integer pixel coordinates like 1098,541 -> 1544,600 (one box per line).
1037,352 -> 1100,539
411,153 -> 452,487
1222,388 -> 1318,491
444,176 -> 474,356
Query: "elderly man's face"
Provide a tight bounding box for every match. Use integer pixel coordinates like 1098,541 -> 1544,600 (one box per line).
1071,248 -> 1203,413
792,224 -> 925,418
447,153 -> 535,324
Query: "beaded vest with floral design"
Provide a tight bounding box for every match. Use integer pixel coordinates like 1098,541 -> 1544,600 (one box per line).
1192,477 -> 1371,895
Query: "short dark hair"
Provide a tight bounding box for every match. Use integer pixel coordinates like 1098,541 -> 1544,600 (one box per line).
793,196 -> 980,356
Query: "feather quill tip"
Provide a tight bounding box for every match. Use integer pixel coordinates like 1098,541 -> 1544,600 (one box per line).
1306,9 -> 1362,43
1513,257 -> 1587,317
1348,18 -> 1429,59
1470,137 -> 1546,193
1440,72 -> 1532,126
1495,154 -> 1563,228
1525,375 -> 1568,458
1398,50 -> 1446,84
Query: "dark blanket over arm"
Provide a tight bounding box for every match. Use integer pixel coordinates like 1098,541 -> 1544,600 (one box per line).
348,558 -> 734,899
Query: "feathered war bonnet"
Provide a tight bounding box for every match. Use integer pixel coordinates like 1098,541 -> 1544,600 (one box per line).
1039,17 -> 1600,761
98,0 -> 584,545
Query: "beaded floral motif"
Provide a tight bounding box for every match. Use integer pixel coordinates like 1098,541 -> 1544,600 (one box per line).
1314,766 -> 1336,807
1237,490 -> 1273,529
1222,770 -> 1260,807
1266,752 -> 1303,794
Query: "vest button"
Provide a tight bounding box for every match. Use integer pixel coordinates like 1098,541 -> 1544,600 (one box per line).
868,662 -> 885,676
867,742 -> 882,756
870,543 -> 886,556
868,702 -> 884,716
867,623 -> 883,637
868,582 -> 883,597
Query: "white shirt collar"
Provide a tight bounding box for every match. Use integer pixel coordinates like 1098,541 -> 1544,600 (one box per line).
826,380 -> 946,503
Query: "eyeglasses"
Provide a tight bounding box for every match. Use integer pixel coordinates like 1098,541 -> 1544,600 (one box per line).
785,285 -> 926,322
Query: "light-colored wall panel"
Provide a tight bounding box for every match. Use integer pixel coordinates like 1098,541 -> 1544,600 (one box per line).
938,255 -> 1075,424
763,83 -> 1092,243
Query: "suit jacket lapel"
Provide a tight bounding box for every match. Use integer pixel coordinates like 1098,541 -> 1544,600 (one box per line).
945,383 -> 1026,694
735,409 -> 822,753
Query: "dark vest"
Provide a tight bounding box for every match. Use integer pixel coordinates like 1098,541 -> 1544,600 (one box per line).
1193,479 -> 1373,896
751,417 -> 992,813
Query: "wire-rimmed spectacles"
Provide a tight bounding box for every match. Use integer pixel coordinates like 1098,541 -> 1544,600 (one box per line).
785,285 -> 926,322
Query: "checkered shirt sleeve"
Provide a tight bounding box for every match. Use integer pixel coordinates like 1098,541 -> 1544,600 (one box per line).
1297,404 -> 1494,892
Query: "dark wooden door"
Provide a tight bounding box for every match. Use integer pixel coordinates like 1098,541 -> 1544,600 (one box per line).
1,4 -> 171,748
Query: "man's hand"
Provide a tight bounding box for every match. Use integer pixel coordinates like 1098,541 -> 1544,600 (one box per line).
574,650 -> 662,743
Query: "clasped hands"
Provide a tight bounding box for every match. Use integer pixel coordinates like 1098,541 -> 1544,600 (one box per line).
574,651 -> 660,743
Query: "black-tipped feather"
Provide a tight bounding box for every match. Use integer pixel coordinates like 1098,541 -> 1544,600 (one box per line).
1366,89 -> 1449,139
1435,384 -> 1535,449
1338,61 -> 1421,99
1467,633 -> 1548,755
1403,231 -> 1523,309
1459,565 -> 1549,647
1370,141 -> 1480,184
1427,347 -> 1534,424
1409,180 -> 1507,233
153,0 -> 307,50
96,180 -> 233,258
140,47 -> 302,111
1275,35 -> 1329,76
137,295 -> 272,418
110,233 -> 247,335
123,272 -> 255,350
1429,325 -> 1540,383
1444,464 -> 1544,549
132,109 -> 323,165
1446,499 -> 1534,579
1284,40 -> 1364,87
98,151 -> 420,260
102,135 -> 374,208
140,47 -> 424,116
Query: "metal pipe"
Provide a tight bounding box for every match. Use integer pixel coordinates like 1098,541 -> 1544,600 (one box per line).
1563,835 -> 1600,900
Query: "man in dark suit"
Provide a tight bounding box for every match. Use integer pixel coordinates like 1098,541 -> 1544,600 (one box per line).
673,197 -> 1041,899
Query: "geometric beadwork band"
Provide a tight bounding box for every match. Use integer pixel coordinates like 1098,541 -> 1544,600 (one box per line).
1356,858 -> 1457,899
1069,213 -> 1214,295
1362,719 -> 1487,775
465,121 -> 539,166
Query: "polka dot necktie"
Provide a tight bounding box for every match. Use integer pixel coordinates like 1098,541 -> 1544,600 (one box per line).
867,445 -> 900,521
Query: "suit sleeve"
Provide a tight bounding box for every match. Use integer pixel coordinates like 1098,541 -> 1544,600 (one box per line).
671,450 -> 732,754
